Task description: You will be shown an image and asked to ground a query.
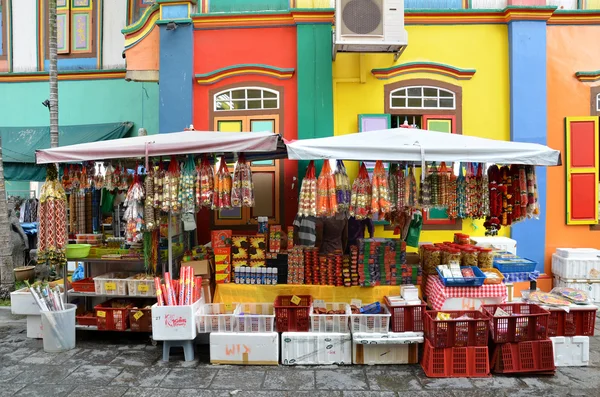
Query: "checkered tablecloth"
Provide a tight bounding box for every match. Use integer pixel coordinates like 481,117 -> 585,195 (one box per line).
426,275 -> 507,310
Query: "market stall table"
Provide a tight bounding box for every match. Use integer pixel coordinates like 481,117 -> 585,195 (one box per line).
425,275 -> 507,310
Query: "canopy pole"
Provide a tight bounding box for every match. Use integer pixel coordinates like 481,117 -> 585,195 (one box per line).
168,211 -> 173,276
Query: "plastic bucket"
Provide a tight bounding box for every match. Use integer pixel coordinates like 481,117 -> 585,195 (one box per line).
41,303 -> 76,353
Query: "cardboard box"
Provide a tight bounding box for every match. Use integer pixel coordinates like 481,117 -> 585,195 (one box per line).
352,332 -> 423,365
551,336 -> 590,367
188,259 -> 212,277
281,332 -> 352,365
406,253 -> 420,265
210,332 -> 279,365
151,297 -> 204,340
269,225 -> 282,253
212,230 -> 232,248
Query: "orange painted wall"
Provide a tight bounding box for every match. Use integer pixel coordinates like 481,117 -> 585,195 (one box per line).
546,25 -> 600,273
193,26 -> 298,242
125,27 -> 160,71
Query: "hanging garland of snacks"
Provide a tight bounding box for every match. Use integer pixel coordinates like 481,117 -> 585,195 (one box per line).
124,171 -> 145,244
388,163 -> 399,212
298,161 -> 317,217
405,166 -> 418,208
334,160 -> 351,212
153,161 -> 164,210
349,162 -> 372,220
419,165 -> 431,208
213,157 -> 232,210
104,163 -> 115,190
456,164 -> 467,219
317,160 -> 338,217
526,165 -> 539,218
94,164 -> 104,189
371,160 -> 391,218
118,164 -> 129,191
510,165 -> 522,223
178,155 -> 196,213
163,157 -> 181,213
37,164 -> 68,271
397,165 -> 406,209
231,154 -> 254,208
501,165 -> 513,226
144,165 -> 156,231
429,165 -> 441,208
197,156 -> 214,208
485,165 -> 502,232
480,164 -> 490,219
439,162 -> 451,208
447,171 -> 458,219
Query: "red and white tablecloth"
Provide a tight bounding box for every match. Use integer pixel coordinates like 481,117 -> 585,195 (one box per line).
426,275 -> 507,310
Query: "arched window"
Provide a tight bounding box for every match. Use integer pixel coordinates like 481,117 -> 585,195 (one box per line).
214,87 -> 280,112
390,86 -> 456,110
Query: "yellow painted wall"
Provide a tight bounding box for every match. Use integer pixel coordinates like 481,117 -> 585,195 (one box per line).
333,24 -> 511,249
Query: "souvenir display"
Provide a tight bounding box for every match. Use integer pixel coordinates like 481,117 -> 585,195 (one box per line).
231,154 -> 254,208
350,163 -> 372,220
526,165 -> 539,218
37,164 -> 68,271
178,155 -> 196,213
197,156 -> 214,208
371,160 -> 391,218
144,166 -> 156,231
163,156 -> 181,213
297,160 -> 317,217
405,166 -> 418,208
317,160 -> 338,217
334,160 -> 351,212
550,287 -> 589,304
124,172 -> 145,244
104,163 -> 115,190
213,158 -> 232,210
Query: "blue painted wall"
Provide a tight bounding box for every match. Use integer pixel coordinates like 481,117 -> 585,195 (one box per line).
162,4 -> 188,19
159,23 -> 193,133
44,58 -> 97,71
508,21 -> 547,272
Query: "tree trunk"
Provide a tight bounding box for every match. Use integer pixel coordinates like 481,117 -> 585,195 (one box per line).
0,137 -> 15,297
49,0 -> 59,149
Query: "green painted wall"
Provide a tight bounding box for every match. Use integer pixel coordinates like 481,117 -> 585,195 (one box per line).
208,0 -> 288,12
296,23 -> 333,179
0,79 -> 159,134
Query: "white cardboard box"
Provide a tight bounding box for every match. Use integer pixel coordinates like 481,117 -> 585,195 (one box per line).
210,332 -> 279,365
281,332 -> 352,365
11,288 -> 64,316
27,315 -> 43,339
551,336 -> 590,367
471,236 -> 517,255
151,297 -> 203,341
352,332 -> 423,365
552,254 -> 600,280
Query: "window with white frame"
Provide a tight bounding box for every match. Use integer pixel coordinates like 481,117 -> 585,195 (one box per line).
390,86 -> 456,110
214,87 -> 279,111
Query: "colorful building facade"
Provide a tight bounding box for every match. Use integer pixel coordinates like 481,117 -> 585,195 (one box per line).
2,0 -> 600,278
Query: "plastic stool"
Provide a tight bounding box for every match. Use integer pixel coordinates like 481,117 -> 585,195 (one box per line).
162,340 -> 195,362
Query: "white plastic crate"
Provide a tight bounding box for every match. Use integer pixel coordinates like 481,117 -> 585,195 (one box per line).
551,336 -> 590,366
11,287 -> 64,316
126,275 -> 157,297
552,254 -> 600,280
151,297 -> 204,341
196,303 -> 238,333
470,237 -> 517,255
352,332 -> 423,365
235,303 -> 275,333
93,273 -> 131,296
554,276 -> 600,302
309,302 -> 351,333
350,305 -> 391,333
280,332 -> 352,365
555,248 -> 600,259
210,332 -> 279,365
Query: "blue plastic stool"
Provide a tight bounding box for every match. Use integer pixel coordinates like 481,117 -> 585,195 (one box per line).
162,340 -> 195,362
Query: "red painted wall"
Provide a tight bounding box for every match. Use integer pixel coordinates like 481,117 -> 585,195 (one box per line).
193,26 -> 299,243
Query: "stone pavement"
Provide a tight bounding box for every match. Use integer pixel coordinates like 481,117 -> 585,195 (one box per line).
1,308 -> 599,397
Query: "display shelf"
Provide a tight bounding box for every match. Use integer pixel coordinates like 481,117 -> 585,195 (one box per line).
76,258 -> 144,265
67,289 -> 157,299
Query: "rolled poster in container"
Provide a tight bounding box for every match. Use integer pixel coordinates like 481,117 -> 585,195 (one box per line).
154,277 -> 164,306
164,272 -> 175,306
161,284 -> 170,306
185,267 -> 192,305
178,267 -> 186,306
195,276 -> 203,302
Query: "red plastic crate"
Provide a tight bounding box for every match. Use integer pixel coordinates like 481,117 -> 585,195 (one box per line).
76,315 -> 97,327
482,303 -> 550,343
547,308 -> 597,337
71,277 -> 95,293
384,297 -> 426,333
421,339 -> 490,378
491,340 -> 555,374
274,295 -> 312,332
94,300 -> 133,331
424,310 -> 490,348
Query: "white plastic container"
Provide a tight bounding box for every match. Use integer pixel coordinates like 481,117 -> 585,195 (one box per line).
235,302 -> 275,333
552,254 -> 600,280
41,304 -> 76,353
126,275 -> 157,297
470,236 -> 517,255
352,331 -> 423,365
196,303 -> 238,333
93,273 -> 131,296
280,332 -> 352,365
551,336 -> 590,366
553,276 -> 600,302
11,287 -> 64,316
350,305 -> 391,333
555,248 -> 600,259
309,302 -> 351,333
210,332 -> 279,365
151,297 -> 204,341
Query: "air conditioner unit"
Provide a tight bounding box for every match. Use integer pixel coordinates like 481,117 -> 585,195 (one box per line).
333,0 -> 408,61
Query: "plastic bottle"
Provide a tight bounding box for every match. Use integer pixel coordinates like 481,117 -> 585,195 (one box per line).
260,268 -> 266,285
241,266 -> 248,284
234,267 -> 241,284
266,268 -> 273,285
250,267 -> 257,285
272,268 -> 278,285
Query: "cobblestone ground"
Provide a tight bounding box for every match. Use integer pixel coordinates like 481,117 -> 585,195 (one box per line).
1,309 -> 599,397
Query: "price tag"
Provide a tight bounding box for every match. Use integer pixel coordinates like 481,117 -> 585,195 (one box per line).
138,284 -> 149,292
224,303 -> 233,312
313,299 -> 326,309
290,295 -> 301,305
351,299 -> 362,308
97,310 -> 106,318
133,311 -> 144,321
105,282 -> 116,291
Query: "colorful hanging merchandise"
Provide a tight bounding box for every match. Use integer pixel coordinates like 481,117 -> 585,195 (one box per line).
143,230 -> 159,275
163,157 -> 181,213
197,156 -> 214,209
419,165 -> 432,209
317,160 -> 338,217
484,165 -> 502,234
334,160 -> 351,212
213,157 -> 232,210
37,164 -> 68,273
178,155 -> 197,213
405,165 -> 418,208
231,154 -> 255,208
371,160 -> 391,218
349,162 -> 372,220
510,164 -> 523,223
386,164 -> 399,224
526,165 -> 540,219
478,163 -> 490,219
124,171 -> 145,244
144,165 -> 157,231
500,165 -> 513,226
297,160 -> 317,217
456,164 -> 468,219
153,160 -> 165,210
117,164 -> 129,191
446,167 -> 458,219
104,163 -> 115,191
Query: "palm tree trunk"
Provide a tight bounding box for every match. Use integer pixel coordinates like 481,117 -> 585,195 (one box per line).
49,0 -> 59,148
0,137 -> 15,296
